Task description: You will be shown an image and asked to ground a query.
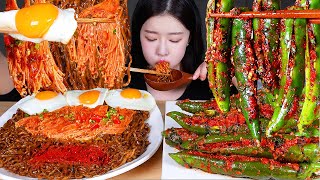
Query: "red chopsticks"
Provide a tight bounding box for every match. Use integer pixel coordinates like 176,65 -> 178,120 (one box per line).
208,9 -> 320,24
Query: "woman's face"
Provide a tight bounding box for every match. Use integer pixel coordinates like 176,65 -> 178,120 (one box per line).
140,14 -> 190,70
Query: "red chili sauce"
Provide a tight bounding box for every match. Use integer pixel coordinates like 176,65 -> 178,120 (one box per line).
29,145 -> 109,167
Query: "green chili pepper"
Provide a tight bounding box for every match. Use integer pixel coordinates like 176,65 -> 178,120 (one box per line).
176,100 -> 217,114
166,111 -> 249,135
162,128 -> 194,147
167,109 -> 319,137
231,9 -> 260,141
179,133 -> 254,151
176,98 -> 241,114
166,111 -> 209,135
297,0 -> 320,135
178,143 -> 319,164
164,128 -> 319,163
266,6 -> 307,137
297,161 -> 320,179
170,151 -> 320,179
253,0 -> 280,91
206,0 -> 234,113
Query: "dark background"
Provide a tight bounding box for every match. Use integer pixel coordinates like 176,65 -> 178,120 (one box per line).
0,0 -> 296,55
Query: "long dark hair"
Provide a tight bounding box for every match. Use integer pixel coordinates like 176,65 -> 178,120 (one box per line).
130,0 -> 204,74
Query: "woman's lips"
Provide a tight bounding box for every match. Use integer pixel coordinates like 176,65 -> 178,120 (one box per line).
158,59 -> 167,63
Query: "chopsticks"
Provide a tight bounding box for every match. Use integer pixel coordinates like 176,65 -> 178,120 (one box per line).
76,18 -> 116,23
129,67 -> 168,76
208,9 -> 320,24
77,9 -> 320,24
78,10 -> 320,24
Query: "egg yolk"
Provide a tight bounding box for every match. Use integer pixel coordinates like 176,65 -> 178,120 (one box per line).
15,3 -> 58,38
120,88 -> 142,99
79,90 -> 100,104
35,91 -> 58,100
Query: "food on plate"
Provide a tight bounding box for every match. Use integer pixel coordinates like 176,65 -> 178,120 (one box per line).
65,88 -> 108,108
176,98 -> 221,114
17,88 -> 156,116
161,0 -> 320,178
105,88 -> 156,111
4,0 -> 131,96
170,151 -> 319,180
154,61 -> 174,82
164,99 -> 320,179
167,109 -> 248,135
18,91 -> 68,115
164,128 -> 319,163
0,104 -> 150,178
1,3 -> 77,44
16,105 -> 136,141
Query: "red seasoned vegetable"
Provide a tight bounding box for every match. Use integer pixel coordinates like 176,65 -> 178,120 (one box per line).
170,151 -> 320,179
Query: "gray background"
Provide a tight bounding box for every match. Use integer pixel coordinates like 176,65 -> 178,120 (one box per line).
0,0 -> 295,55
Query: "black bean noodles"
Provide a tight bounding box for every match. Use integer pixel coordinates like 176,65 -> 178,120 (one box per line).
0,109 -> 150,179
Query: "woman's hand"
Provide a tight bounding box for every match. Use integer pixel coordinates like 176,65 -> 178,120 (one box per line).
192,62 -> 207,81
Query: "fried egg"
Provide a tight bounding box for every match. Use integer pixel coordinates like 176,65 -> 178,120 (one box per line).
0,3 -> 77,44
105,88 -> 156,111
65,88 -> 108,108
19,91 -> 68,115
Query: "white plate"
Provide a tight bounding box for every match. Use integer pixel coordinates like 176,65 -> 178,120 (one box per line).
161,101 -> 245,179
0,98 -> 163,180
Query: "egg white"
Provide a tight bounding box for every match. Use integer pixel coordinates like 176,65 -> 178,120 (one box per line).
105,89 -> 156,111
19,93 -> 68,115
0,8 -> 77,44
65,88 -> 108,108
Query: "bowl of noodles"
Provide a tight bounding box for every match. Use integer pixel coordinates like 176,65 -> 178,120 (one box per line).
144,62 -> 193,91
144,61 -> 192,91
0,96 -> 163,179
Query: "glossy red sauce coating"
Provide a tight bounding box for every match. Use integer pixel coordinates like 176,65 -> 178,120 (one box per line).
247,96 -> 258,119
308,27 -> 317,85
286,97 -> 299,119
29,145 -> 109,167
242,19 -> 259,120
16,105 -> 135,141
261,136 -> 318,158
211,23 -> 227,63
283,53 -> 294,93
186,151 -> 300,171
259,103 -> 273,119
200,139 -> 253,150
203,100 -> 220,111
175,128 -> 199,141
4,36 -> 13,47
183,109 -> 246,128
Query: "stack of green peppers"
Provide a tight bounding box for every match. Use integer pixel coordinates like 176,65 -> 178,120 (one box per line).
206,0 -> 234,114
165,100 -> 320,179
296,0 -> 320,136
265,5 -> 307,137
165,0 -> 320,179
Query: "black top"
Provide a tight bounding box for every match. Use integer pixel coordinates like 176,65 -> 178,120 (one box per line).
0,89 -> 21,101
129,72 -> 214,100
